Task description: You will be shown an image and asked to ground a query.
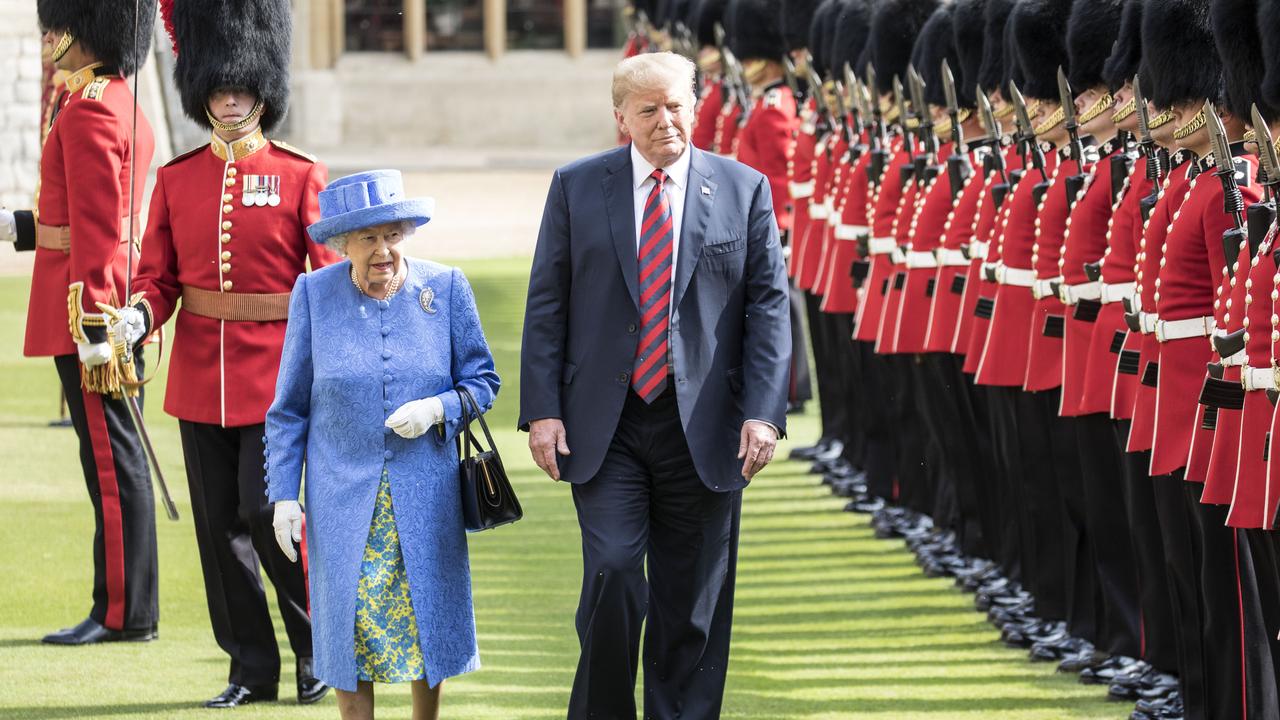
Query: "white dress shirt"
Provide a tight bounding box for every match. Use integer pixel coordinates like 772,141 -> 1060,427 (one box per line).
631,143 -> 691,277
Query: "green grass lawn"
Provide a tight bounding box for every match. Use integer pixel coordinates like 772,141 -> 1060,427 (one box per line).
0,260 -> 1124,719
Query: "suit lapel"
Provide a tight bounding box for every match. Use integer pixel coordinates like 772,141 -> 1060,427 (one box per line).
602,146 -> 640,310
672,148 -> 716,313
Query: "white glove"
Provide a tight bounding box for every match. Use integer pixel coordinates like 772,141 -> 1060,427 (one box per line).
108,306 -> 147,346
273,500 -> 303,563
0,209 -> 14,244
385,396 -> 445,439
77,341 -> 113,368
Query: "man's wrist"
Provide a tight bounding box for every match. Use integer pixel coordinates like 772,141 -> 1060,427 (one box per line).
745,418 -> 780,438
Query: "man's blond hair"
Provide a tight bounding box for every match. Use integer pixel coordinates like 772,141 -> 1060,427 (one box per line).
612,52 -> 697,110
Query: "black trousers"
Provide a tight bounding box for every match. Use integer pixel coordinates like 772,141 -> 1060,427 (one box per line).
569,388 -> 741,720
1010,389 -> 1074,622
1244,529 -> 1280,706
1077,413 -> 1141,658
804,292 -> 843,443
54,354 -> 158,632
923,353 -> 987,558
1117,437 -> 1179,674
962,380 -> 1002,562
787,285 -> 813,406
852,340 -> 897,500
1153,472 -> 1207,718
987,386 -> 1030,584
179,421 -> 312,687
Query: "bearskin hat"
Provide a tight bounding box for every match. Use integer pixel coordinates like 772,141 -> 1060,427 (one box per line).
38,0 -> 157,76
809,0 -> 843,77
1212,0 -> 1275,119
1010,0 -> 1074,101
781,0 -> 824,50
694,0 -> 729,46
830,0 -> 873,77
953,0 -> 987,106
1067,0 -> 1123,90
978,0 -> 1016,94
729,0 -> 788,59
912,4 -> 960,107
659,0 -> 691,27
1102,0 -> 1144,92
1262,0 -> 1280,111
170,0 -> 293,133
1142,0 -> 1220,108
633,0 -> 662,21
868,0 -> 942,94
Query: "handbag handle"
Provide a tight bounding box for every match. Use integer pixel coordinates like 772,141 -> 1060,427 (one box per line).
457,386 -> 497,457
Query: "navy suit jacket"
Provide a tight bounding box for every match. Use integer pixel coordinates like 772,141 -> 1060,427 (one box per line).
519,144 -> 791,491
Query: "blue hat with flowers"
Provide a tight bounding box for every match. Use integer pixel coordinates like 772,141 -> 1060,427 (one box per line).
306,169 -> 434,245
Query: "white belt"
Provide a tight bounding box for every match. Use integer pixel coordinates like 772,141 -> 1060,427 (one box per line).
1155,315 -> 1216,343
905,250 -> 938,269
1059,281 -> 1100,305
890,246 -> 907,264
935,248 -> 970,267
969,240 -> 990,261
1139,311 -> 1157,335
869,236 -> 897,255
1221,349 -> 1247,367
997,266 -> 1036,287
827,210 -> 843,227
981,261 -> 998,278
808,204 -> 829,220
1033,276 -> 1063,300
1242,366 -> 1277,392
790,180 -> 816,199
1100,281 -> 1135,304
835,224 -> 869,241
800,121 -> 816,135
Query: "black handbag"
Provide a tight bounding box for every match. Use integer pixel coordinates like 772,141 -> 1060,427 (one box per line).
456,387 -> 522,532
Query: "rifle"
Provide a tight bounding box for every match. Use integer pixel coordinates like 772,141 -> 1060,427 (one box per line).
1133,75 -> 1166,224
1057,67 -> 1088,208
805,53 -> 838,133
1009,81 -> 1048,185
866,64 -> 890,186
894,75 -> 917,188
978,90 -> 1012,208
1206,102 -> 1246,277
783,56 -> 804,105
941,60 -> 972,198
907,65 -> 936,185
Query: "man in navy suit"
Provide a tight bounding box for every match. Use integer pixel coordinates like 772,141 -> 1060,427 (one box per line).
519,51 -> 791,720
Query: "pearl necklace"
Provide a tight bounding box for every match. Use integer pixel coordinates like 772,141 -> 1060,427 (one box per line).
351,262 -> 404,301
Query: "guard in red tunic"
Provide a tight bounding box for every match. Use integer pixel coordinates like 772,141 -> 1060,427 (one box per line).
690,0 -> 728,151
0,0 -> 159,646
108,0 -> 335,708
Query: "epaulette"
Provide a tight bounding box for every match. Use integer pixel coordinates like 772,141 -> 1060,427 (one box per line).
81,76 -> 111,102
271,140 -> 318,163
763,87 -> 784,110
164,144 -> 210,167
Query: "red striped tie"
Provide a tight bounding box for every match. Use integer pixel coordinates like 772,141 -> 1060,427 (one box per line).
633,168 -> 674,403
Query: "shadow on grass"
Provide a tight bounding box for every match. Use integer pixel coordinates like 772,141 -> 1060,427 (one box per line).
0,702 -> 197,719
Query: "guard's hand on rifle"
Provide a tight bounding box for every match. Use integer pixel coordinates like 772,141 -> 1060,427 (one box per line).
77,341 -> 112,368
385,396 -> 445,439
107,306 -> 147,347
272,500 -> 303,562
0,209 -> 15,244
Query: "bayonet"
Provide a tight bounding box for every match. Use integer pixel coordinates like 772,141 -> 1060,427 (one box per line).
783,56 -> 803,104
1252,104 -> 1280,194
1207,101 -> 1247,282
907,65 -> 933,153
941,60 -> 971,198
1057,67 -> 1087,208
1009,80 -> 1049,183
893,75 -> 916,188
979,90 -> 1012,208
805,53 -> 837,130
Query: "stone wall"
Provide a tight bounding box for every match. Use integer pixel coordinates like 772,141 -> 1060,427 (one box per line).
0,1 -> 43,211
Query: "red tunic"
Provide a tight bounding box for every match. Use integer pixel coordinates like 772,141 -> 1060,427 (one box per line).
1151,154 -> 1261,478
958,145 -> 1024,370
131,134 -> 339,427
896,144 -> 955,354
1128,157 -> 1194,453
876,167 -> 924,354
811,135 -> 851,300
821,141 -> 873,313
786,100 -> 819,279
854,140 -> 911,342
1080,158 -> 1150,418
24,66 -> 155,358
692,80 -> 724,152
1225,231 -> 1276,527
1025,152 -> 1083,393
975,152 -> 1062,386
736,83 -> 799,232
711,102 -> 742,158
796,133 -> 836,290
1196,239 -> 1251,492
924,147 -> 986,353
1059,143 -> 1124,416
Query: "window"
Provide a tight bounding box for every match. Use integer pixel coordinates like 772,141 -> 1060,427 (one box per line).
427,0 -> 485,50
507,0 -> 564,50
346,0 -> 406,52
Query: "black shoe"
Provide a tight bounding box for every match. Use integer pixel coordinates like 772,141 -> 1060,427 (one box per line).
205,684 -> 278,709
1030,636 -> 1091,663
790,438 -> 832,461
844,494 -> 885,514
1110,668 -> 1176,702
42,618 -> 157,645
1057,648 -> 1107,674
296,658 -> 330,705
1078,655 -> 1142,685
1135,690 -> 1183,715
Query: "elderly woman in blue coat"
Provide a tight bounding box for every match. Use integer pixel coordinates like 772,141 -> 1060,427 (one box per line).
265,169 -> 500,720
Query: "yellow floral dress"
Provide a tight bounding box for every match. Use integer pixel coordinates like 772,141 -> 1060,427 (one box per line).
354,470 -> 427,682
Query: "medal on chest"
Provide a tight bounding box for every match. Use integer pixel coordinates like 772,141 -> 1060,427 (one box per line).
242,175 -> 282,207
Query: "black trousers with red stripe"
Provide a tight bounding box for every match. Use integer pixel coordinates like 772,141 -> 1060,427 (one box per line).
179,421 -> 312,688
54,354 -> 158,633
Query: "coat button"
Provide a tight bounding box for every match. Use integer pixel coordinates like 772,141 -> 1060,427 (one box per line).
381,326 -> 391,336
221,233 -> 232,244
384,450 -> 394,460
617,372 -> 629,384
221,250 -> 232,261
225,178 -> 235,187
382,350 -> 392,360
221,263 -> 232,273
223,204 -> 234,214
627,323 -> 637,334
383,401 -> 392,410
378,300 -> 390,310
222,280 -> 233,291
383,374 -> 393,383
222,221 -> 233,231
227,167 -> 238,177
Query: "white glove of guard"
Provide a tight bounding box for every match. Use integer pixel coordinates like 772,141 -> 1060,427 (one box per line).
108,306 -> 147,347
273,500 -> 303,563
77,341 -> 113,368
0,209 -> 15,244
385,396 -> 445,439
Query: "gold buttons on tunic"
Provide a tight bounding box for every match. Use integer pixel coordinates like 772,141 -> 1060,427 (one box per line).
222,280 -> 234,291
222,221 -> 233,230
221,233 -> 231,244
221,263 -> 232,273
222,193 -> 233,202
225,178 -> 235,188
221,251 -> 231,261
227,168 -> 238,177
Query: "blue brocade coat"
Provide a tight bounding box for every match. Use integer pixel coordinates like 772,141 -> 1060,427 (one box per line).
265,257 -> 500,691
